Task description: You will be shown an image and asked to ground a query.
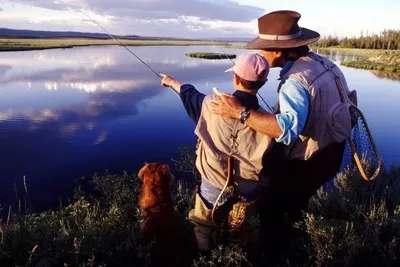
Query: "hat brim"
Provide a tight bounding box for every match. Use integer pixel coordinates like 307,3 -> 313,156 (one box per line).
244,27 -> 320,50
224,66 -> 235,73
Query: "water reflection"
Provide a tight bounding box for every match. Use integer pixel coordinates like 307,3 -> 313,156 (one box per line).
0,47 -> 239,134
311,48 -> 365,63
0,46 -> 243,210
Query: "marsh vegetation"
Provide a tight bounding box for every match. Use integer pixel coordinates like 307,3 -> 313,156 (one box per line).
185,52 -> 236,60
1,146 -> 400,267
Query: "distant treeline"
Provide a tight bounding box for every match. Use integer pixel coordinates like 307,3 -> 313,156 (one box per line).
313,29 -> 400,50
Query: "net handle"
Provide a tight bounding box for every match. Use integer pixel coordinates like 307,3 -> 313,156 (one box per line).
334,78 -> 382,181
211,156 -> 242,231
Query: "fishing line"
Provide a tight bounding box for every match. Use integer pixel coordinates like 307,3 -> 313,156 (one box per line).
81,9 -> 180,98
214,43 -> 273,112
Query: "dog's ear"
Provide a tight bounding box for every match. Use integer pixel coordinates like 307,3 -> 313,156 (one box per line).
157,164 -> 174,182
158,164 -> 170,175
138,163 -> 149,181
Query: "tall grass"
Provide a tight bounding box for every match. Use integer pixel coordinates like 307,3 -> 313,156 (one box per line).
0,145 -> 399,266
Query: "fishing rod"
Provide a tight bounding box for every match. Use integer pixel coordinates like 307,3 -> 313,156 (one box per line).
81,10 -> 180,98
82,9 -> 272,111
214,44 -> 273,112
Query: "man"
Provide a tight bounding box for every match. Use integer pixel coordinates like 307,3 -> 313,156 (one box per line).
160,53 -> 274,253
209,10 -> 356,252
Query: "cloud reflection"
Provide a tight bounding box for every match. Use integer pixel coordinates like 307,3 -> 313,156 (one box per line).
0,46 -> 235,139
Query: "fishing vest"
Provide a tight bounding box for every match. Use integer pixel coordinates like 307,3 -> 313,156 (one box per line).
194,94 -> 274,196
278,52 -> 357,161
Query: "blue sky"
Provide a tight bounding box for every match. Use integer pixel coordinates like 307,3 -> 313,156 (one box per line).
233,0 -> 400,37
0,0 -> 398,38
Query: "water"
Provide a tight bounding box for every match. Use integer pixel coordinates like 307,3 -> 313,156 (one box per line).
0,45 -> 399,210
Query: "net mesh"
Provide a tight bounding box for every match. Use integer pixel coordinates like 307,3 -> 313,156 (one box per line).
341,106 -> 382,180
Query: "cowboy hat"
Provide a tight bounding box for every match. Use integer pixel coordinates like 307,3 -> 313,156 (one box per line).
245,10 -> 320,50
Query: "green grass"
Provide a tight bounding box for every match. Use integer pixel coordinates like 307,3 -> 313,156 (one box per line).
1,146 -> 400,266
314,48 -> 400,77
0,38 -> 232,52
185,52 -> 236,60
341,60 -> 398,72
341,50 -> 400,75
370,70 -> 400,80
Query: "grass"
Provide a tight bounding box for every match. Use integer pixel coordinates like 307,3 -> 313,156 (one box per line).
0,38 -> 232,52
185,52 -> 236,60
341,50 -> 400,75
341,60 -> 398,72
312,47 -> 400,77
1,145 -> 400,266
370,70 -> 400,81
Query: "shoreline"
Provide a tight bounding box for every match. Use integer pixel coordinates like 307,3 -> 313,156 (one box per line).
1,39 -> 399,77
311,46 -> 383,56
312,47 -> 400,75
0,38 -> 235,52
1,153 -> 399,266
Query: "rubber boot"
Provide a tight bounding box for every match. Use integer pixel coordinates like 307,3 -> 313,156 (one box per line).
188,193 -> 217,253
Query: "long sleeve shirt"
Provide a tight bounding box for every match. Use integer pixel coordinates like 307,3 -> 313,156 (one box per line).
275,61 -> 310,145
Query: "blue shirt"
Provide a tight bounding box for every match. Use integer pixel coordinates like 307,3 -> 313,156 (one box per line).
275,61 -> 310,145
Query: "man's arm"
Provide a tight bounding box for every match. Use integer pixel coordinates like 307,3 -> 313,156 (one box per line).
210,78 -> 310,145
273,78 -> 310,145
245,111 -> 283,138
209,97 -> 283,138
160,73 -> 206,124
179,84 -> 206,124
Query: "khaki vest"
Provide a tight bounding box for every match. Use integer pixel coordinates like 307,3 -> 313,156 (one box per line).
194,94 -> 274,196
278,52 -> 357,160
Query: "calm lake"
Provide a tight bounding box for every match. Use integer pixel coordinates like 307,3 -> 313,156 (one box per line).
0,46 -> 399,211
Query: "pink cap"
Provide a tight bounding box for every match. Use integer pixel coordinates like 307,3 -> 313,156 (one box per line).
225,53 -> 269,82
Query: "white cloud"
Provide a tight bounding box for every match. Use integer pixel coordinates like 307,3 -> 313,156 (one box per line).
15,0 -> 264,22
1,0 -> 264,38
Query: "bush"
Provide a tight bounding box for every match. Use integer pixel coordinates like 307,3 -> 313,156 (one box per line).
0,172 -> 152,266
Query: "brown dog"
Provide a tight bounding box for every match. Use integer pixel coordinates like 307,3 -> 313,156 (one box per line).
137,163 -> 196,267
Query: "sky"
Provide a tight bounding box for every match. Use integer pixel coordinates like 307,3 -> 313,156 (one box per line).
0,0 -> 398,39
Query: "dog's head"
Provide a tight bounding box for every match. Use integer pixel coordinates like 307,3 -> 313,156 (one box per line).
138,162 -> 175,191
137,162 -> 174,211
138,162 -> 173,182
